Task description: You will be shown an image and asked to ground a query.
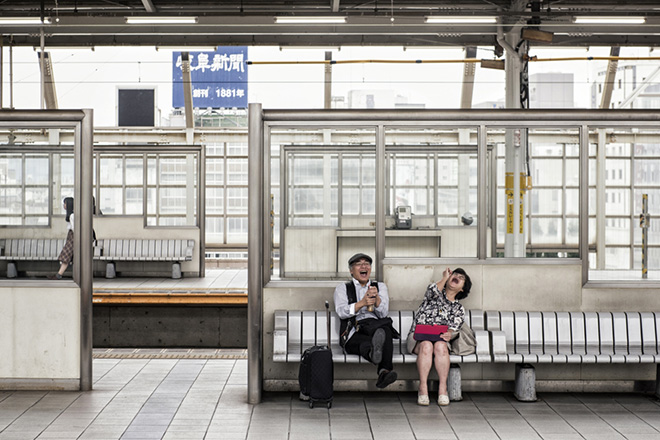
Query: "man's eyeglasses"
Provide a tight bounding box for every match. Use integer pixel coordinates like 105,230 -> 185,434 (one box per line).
352,262 -> 371,268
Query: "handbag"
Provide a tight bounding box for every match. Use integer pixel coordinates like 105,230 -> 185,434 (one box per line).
413,324 -> 449,342
449,324 -> 477,355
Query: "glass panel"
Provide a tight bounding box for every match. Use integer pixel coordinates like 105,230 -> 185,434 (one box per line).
100,157 -> 123,185
227,159 -> 248,185
605,189 -> 630,216
227,187 -> 248,214
273,126 -> 375,279
160,187 -> 186,214
634,142 -> 660,156
566,218 -> 579,245
494,126 -> 579,258
0,188 -> 21,216
125,187 -> 143,214
60,157 -> 75,186
634,159 -> 660,186
531,189 -> 562,215
227,142 -> 248,156
25,188 -> 48,214
605,218 -> 630,245
0,156 -> 22,184
531,218 -> 562,244
227,217 -> 248,243
206,187 -> 224,214
206,217 -> 224,243
100,188 -> 123,215
125,157 -> 143,185
207,158 -> 224,185
25,156 -> 48,185
388,126 -> 479,258
160,157 -> 187,185
589,127 -> 660,280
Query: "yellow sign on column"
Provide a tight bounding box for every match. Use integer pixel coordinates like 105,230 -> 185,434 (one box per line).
506,189 -> 514,234
519,190 -> 524,234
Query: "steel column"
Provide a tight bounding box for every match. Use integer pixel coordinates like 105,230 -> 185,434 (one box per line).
376,125 -> 385,279
478,125 -> 487,259
78,109 -> 94,391
247,103 -> 264,404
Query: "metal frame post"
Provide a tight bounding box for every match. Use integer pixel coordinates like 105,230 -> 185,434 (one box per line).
580,125 -> 590,285
478,125 -> 488,259
78,109 -> 94,391
247,103 -> 264,404
641,193 -> 649,279
376,125 -> 386,278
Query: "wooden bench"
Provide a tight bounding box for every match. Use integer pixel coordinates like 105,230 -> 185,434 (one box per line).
486,310 -> 660,401
273,309 -> 491,400
0,238 -> 65,278
94,239 -> 194,279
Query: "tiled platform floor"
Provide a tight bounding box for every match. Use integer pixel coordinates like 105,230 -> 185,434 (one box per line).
2,357 -> 660,440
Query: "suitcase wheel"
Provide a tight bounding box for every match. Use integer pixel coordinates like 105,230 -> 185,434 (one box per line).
309,401 -> 314,409
327,401 -> 332,409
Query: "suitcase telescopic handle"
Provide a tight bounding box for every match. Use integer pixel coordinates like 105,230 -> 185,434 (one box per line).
324,301 -> 331,349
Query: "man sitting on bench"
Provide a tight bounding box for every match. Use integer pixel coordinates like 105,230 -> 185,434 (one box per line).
334,253 -> 399,389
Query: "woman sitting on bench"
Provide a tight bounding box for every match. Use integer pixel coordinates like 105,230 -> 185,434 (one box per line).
407,267 -> 471,406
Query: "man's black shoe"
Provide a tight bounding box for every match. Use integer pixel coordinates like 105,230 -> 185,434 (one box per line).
369,328 -> 386,365
376,369 -> 397,389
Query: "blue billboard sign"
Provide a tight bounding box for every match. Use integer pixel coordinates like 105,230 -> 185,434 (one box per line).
172,47 -> 248,109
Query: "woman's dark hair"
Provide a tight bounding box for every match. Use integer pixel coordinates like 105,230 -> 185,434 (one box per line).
453,267 -> 471,300
63,197 -> 74,222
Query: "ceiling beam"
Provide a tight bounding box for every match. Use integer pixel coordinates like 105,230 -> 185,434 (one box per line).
3,15 -> 660,47
141,0 -> 157,13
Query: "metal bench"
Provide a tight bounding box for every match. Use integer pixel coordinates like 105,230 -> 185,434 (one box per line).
273,308 -> 491,400
93,239 -> 194,279
0,238 -> 65,278
486,310 -> 660,401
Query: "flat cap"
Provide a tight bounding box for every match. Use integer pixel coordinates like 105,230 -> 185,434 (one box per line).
348,253 -> 372,266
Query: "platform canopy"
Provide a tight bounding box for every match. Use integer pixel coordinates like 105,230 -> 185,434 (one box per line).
2,0 -> 660,48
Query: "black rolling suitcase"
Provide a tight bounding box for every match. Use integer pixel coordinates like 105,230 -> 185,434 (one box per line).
298,301 -> 333,408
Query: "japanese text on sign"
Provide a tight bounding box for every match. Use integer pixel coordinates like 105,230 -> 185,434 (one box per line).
172,47 -> 248,109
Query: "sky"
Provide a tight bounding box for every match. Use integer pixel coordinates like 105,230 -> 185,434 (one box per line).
1,45 -> 659,126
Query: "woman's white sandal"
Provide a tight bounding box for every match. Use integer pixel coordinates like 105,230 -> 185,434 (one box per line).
437,394 -> 450,406
417,394 -> 430,406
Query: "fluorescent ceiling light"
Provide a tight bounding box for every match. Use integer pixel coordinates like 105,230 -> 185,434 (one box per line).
0,17 -> 51,25
156,45 -> 217,52
574,16 -> 645,24
125,16 -> 197,24
274,16 -> 346,24
33,46 -> 95,51
425,16 -> 497,24
279,46 -> 341,51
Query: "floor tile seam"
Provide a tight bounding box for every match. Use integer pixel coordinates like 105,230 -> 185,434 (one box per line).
135,359 -> 210,437
0,391 -> 74,438
240,399 -> 257,440
468,393 -> 547,440
0,392 -> 47,428
542,393 -> 605,438
92,360 -> 153,385
583,396 -> 660,436
80,358 -> 176,439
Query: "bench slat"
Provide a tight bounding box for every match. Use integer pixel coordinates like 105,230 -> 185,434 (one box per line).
641,312 -> 657,360
287,310 -> 303,362
612,313 -> 629,363
568,312 -> 587,363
